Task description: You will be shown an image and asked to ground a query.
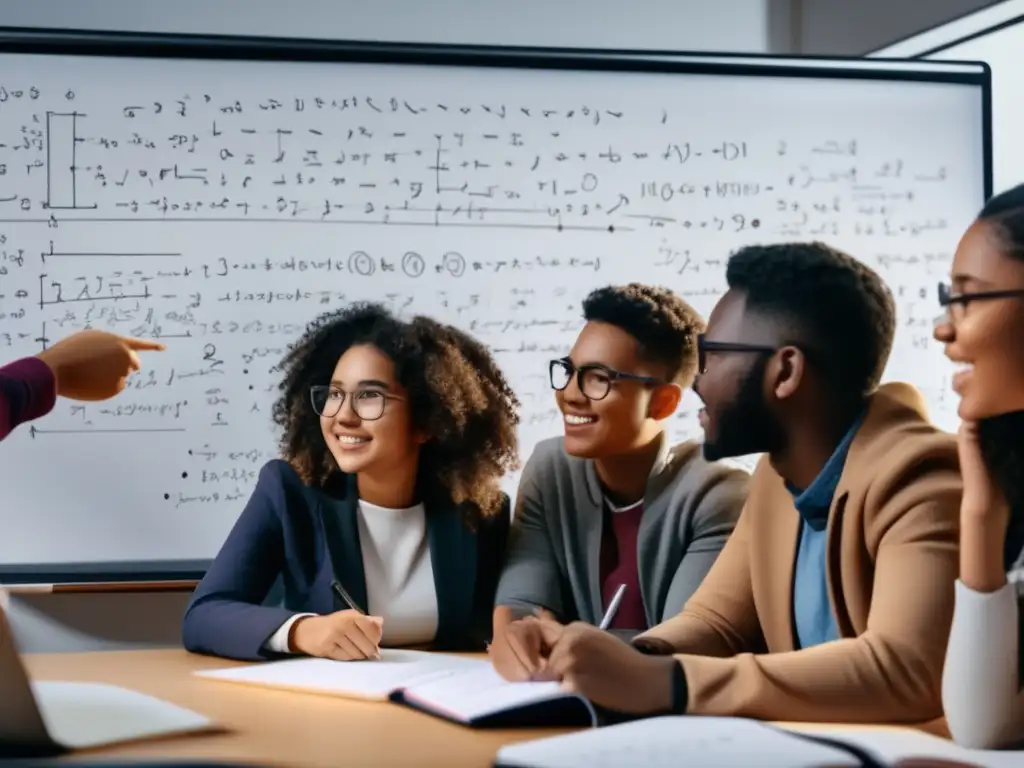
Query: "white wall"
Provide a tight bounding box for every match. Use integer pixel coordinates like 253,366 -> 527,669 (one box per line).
0,0 -> 768,653
872,0 -> 1024,195
0,0 -> 771,52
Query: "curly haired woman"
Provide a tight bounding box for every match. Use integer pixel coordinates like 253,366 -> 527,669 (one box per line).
182,303 -> 520,661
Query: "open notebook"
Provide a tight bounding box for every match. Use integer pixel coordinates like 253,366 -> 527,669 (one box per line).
495,716 -> 1023,768
0,601 -> 216,757
196,649 -> 599,727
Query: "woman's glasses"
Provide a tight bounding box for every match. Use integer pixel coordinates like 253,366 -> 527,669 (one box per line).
309,386 -> 401,420
937,281 -> 1024,324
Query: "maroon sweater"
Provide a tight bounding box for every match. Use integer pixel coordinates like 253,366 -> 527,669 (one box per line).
0,357 -> 56,441
598,499 -> 646,630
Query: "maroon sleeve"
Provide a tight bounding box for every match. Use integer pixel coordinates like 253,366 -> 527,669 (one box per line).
0,357 -> 57,441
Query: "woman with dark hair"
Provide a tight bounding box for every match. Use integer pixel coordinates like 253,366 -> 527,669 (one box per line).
182,303 -> 520,661
934,182 -> 1024,748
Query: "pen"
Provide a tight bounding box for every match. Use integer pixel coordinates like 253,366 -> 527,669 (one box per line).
599,584 -> 627,630
331,579 -> 365,615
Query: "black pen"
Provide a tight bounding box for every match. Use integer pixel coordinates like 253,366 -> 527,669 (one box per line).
331,579 -> 365,615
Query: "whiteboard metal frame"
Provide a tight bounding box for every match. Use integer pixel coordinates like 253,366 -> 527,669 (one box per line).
0,26 -> 994,586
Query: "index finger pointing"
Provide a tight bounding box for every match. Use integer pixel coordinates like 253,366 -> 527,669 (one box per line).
123,336 -> 166,352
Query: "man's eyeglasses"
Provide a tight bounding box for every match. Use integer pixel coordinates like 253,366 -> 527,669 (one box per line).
549,358 -> 663,401
309,385 -> 402,420
937,281 -> 1024,324
696,333 -> 776,375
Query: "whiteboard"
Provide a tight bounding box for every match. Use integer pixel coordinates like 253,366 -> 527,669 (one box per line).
0,30 -> 990,580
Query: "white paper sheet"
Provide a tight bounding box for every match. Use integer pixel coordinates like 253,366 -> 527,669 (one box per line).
782,725 -> 1023,768
195,649 -> 484,700
496,716 -> 862,768
31,681 -> 213,750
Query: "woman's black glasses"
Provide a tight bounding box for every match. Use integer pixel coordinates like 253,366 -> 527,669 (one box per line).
937,281 -> 1024,323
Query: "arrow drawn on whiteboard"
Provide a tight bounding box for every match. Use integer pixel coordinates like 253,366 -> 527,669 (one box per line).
28,426 -> 186,438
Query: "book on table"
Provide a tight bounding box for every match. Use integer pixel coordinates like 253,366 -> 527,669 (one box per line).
196,649 -> 599,727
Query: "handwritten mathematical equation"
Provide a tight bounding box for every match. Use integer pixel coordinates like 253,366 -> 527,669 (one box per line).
0,80 -> 952,239
0,79 -> 964,510
196,250 -> 601,278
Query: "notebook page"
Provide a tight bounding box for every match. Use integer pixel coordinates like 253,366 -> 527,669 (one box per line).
31,682 -> 213,750
782,725 -> 1022,768
496,716 -> 862,768
402,665 -> 594,722
195,649 -> 483,700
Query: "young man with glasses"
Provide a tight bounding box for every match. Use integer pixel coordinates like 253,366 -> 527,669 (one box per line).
489,283 -> 749,682
524,243 -> 964,725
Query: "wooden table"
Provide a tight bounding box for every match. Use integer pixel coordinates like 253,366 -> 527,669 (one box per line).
24,649 -> 576,767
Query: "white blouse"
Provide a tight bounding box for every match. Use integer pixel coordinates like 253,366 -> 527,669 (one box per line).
942,571 -> 1024,749
265,499 -> 438,653
355,499 -> 438,646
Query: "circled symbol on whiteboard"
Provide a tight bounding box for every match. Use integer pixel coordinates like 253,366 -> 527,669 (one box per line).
442,252 -> 465,278
348,251 -> 376,276
401,251 -> 425,278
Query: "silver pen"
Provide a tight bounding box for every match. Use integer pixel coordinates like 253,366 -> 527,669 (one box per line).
599,584 -> 627,630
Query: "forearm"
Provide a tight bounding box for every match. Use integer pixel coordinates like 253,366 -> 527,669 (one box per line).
638,607 -> 750,658
492,604 -> 518,635
959,511 -> 1010,593
0,358 -> 57,440
494,559 -> 565,621
493,602 -> 549,624
182,598 -> 300,661
677,634 -> 943,723
942,581 -> 1024,748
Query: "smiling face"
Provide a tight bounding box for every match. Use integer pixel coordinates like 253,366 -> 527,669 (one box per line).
318,343 -> 423,478
694,290 -> 787,461
933,220 -> 1024,421
555,320 -> 679,458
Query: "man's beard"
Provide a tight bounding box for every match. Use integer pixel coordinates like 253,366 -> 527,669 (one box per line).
702,356 -> 786,462
977,411 -> 1024,569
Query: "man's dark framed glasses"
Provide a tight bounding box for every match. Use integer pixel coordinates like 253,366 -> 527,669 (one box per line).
696,333 -> 777,374
548,358 -> 663,401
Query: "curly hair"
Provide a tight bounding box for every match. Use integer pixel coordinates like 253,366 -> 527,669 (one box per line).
725,241 -> 896,409
581,283 -> 705,386
271,302 -> 521,524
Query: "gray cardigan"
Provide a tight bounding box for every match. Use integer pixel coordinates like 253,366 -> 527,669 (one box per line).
495,434 -> 749,626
